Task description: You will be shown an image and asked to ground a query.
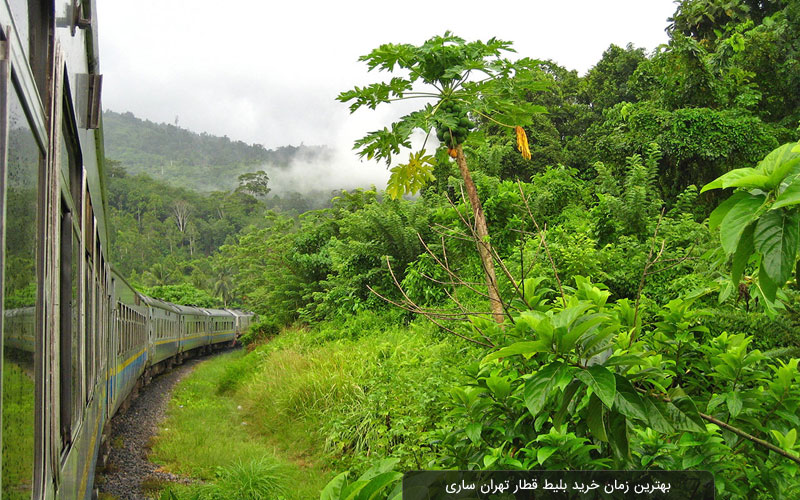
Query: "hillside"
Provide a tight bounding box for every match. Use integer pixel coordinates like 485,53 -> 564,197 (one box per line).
102,110 -> 332,192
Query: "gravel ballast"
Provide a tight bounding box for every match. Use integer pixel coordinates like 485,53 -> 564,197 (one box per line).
97,358 -> 203,499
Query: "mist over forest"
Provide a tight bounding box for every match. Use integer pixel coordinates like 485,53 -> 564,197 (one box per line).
103,110 -> 389,195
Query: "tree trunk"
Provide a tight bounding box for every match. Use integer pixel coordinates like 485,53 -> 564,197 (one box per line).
455,145 -> 504,324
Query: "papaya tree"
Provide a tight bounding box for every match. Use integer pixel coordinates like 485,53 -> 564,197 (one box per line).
338,32 -> 549,323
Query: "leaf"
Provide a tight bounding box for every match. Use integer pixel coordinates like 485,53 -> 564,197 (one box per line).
718,281 -> 734,304
666,396 -> 706,432
772,177 -> 800,210
575,365 -> 616,409
719,193 -> 766,254
523,362 -> 565,416
482,341 -> 546,364
560,313 -> 608,353
702,168 -> 761,193
357,458 -> 401,481
726,391 -> 743,419
724,173 -> 772,191
753,208 -> 800,288
758,264 -> 778,302
787,428 -> 797,450
355,472 -> 403,500
465,422 -> 482,444
553,380 -> 583,427
731,222 -> 755,285
607,411 -> 630,464
320,472 -> 349,500
485,373 -> 511,399
760,142 -> 800,188
709,191 -> 747,230
537,446 -> 559,465
586,393 -> 608,442
341,481 -> 369,500
386,149 -> 436,199
613,375 -> 648,422
642,397 -> 674,433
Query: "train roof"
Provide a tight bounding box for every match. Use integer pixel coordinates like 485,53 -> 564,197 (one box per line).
225,309 -> 254,318
171,304 -> 208,315
140,295 -> 180,312
203,308 -> 235,317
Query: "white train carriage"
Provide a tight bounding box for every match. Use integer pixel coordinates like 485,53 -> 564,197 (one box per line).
226,309 -> 255,338
174,304 -> 209,353
141,295 -> 180,366
205,308 -> 236,345
109,272 -> 148,418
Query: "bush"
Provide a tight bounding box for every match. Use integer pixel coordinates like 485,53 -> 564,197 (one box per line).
240,317 -> 281,346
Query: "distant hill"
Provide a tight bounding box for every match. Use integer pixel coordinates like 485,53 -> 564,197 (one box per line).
102,110 -> 332,192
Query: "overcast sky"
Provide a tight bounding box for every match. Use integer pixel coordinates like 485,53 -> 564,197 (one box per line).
95,1 -> 677,190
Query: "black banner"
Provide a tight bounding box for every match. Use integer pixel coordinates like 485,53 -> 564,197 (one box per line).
403,470 -> 714,499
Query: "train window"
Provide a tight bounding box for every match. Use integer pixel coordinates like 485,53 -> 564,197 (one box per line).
60,94 -> 82,210
94,233 -> 100,382
2,84 -> 43,497
58,204 -> 72,447
84,255 -> 93,402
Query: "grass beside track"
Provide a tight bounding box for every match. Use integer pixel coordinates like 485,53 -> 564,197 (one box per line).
149,311 -> 477,499
148,349 -> 326,499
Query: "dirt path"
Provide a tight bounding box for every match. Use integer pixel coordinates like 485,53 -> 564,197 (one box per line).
96,358 -> 203,499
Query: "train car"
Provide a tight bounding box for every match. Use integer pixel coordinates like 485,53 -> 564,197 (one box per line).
204,308 -> 236,346
142,295 -> 180,366
108,271 -> 148,418
0,0 -> 112,496
0,2 -> 253,498
227,309 -> 255,338
174,304 -> 209,354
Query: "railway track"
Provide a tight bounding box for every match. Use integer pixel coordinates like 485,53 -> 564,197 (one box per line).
97,355 -> 208,499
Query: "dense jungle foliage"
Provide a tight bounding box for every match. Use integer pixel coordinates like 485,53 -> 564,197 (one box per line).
110,1 -> 800,498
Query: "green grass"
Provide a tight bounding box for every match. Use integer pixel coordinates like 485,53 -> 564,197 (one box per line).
150,311 -> 481,498
149,349 -> 327,499
2,356 -> 35,500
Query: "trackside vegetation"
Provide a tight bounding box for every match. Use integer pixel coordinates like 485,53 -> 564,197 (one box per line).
102,1 -> 800,498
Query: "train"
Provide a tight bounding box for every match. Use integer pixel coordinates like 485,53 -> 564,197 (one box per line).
0,1 -> 253,499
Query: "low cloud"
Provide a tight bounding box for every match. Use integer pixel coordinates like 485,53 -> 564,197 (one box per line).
265,146 -> 391,195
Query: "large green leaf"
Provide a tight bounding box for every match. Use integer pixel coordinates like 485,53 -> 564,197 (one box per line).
321,472 -> 349,500
523,362 -> 566,416
482,341 -> 547,364
702,167 -> 762,193
575,365 -> 616,409
355,472 -> 404,500
559,313 -> 607,354
553,380 -> 583,427
731,222 -> 755,285
709,191 -> 747,230
643,398 -> 674,433
758,263 -> 778,302
719,193 -> 766,254
726,391 -> 743,419
607,411 -> 630,464
760,142 -> 800,189
753,208 -> 800,288
613,375 -> 648,422
465,422 -> 482,444
724,173 -> 772,191
772,177 -> 800,210
666,396 -> 706,432
586,393 -> 608,442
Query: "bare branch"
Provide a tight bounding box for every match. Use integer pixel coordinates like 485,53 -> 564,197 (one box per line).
517,181 -> 566,306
